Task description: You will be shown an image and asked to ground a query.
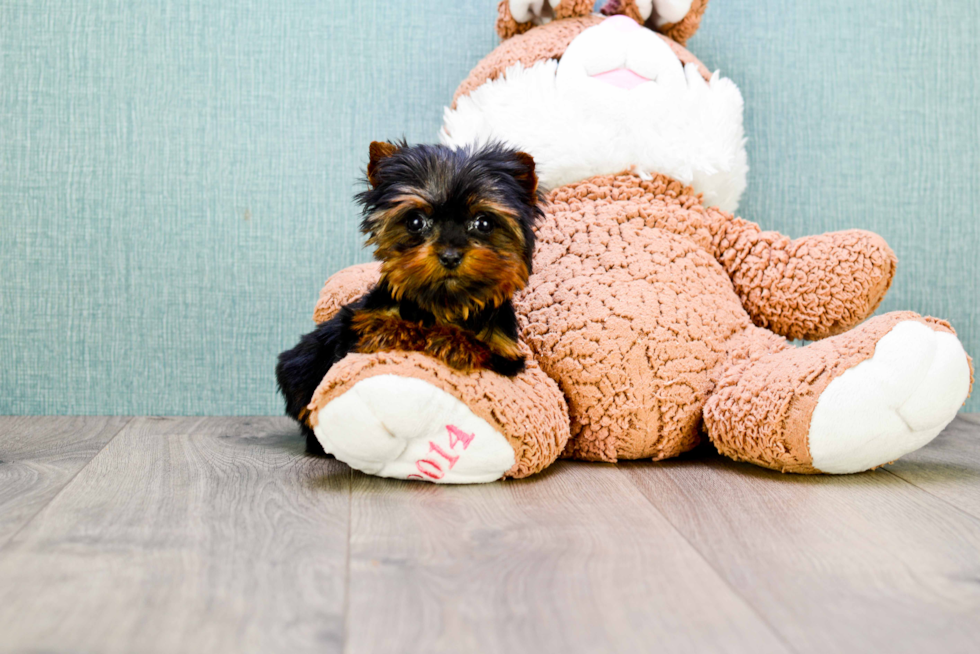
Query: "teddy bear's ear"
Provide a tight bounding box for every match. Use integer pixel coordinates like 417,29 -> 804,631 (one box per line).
600,0 -> 708,46
367,141 -> 400,188
496,0 -> 597,41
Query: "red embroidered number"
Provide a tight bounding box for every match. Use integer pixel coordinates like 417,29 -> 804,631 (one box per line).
429,441 -> 460,468
416,459 -> 444,480
405,425 -> 476,482
446,425 -> 475,450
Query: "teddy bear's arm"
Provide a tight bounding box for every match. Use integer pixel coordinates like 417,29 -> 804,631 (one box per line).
313,262 -> 382,324
706,207 -> 897,341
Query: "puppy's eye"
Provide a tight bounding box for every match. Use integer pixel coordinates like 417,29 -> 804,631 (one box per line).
470,214 -> 494,235
405,213 -> 429,235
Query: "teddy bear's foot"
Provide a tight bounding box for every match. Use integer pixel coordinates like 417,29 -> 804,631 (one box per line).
508,0 -> 558,24
705,313 -> 972,474
507,0 -> 595,24
807,320 -> 971,474
637,1 -> 694,27
305,350 -> 571,482
312,375 -> 516,484
600,1 -> 694,28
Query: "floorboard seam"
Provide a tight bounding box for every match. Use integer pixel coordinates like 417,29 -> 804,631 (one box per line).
342,467 -> 353,654
619,467 -> 801,654
0,416 -> 134,552
882,468 -> 980,523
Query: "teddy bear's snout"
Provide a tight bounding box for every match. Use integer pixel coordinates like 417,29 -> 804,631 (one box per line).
556,15 -> 687,92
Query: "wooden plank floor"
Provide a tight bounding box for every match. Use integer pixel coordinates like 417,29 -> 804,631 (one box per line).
1,416 -> 978,653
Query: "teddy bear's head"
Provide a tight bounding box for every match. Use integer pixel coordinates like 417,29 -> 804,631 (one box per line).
441,0 -> 747,212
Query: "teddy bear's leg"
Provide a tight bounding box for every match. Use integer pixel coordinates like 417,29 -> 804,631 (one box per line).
304,349 -> 570,483
704,312 -> 973,474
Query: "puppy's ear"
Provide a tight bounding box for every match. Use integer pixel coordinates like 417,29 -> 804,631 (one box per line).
511,151 -> 538,199
367,141 -> 400,188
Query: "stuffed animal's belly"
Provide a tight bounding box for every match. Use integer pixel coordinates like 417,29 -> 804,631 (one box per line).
515,176 -> 753,461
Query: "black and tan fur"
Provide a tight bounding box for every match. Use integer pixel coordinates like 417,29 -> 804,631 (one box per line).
276,141 -> 542,451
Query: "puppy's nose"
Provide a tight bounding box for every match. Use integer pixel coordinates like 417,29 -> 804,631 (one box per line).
438,248 -> 463,270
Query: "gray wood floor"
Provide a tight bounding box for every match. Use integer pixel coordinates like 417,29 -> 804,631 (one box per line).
1,416 -> 979,654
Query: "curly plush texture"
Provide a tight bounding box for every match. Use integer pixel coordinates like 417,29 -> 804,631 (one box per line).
313,262 -> 381,324
552,0 -> 599,21
709,214 -> 897,340
518,172 -> 791,461
494,1 -> 532,41
495,0 -> 597,41
522,171 -> 903,462
306,347 -> 571,479
703,312 -> 960,473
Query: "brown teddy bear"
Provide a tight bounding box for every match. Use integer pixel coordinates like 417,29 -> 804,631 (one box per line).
300,0 -> 972,483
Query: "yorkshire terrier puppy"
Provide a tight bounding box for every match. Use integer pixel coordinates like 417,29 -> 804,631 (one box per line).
276,141 -> 542,451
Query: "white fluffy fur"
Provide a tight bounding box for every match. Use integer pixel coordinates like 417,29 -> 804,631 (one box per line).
441,59 -> 748,213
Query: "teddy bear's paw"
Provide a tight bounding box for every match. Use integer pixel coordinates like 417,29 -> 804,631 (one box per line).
808,321 -> 971,474
622,1 -> 693,27
508,0 -> 561,25
605,1 -> 692,26
312,375 -> 516,484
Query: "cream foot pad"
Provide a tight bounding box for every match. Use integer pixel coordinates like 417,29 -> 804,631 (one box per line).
313,375 -> 516,483
809,321 -> 971,474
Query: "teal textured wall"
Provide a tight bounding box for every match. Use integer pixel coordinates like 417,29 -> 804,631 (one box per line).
2,1 -> 978,415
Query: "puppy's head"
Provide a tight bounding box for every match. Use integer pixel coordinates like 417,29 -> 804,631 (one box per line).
357,141 -> 541,320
